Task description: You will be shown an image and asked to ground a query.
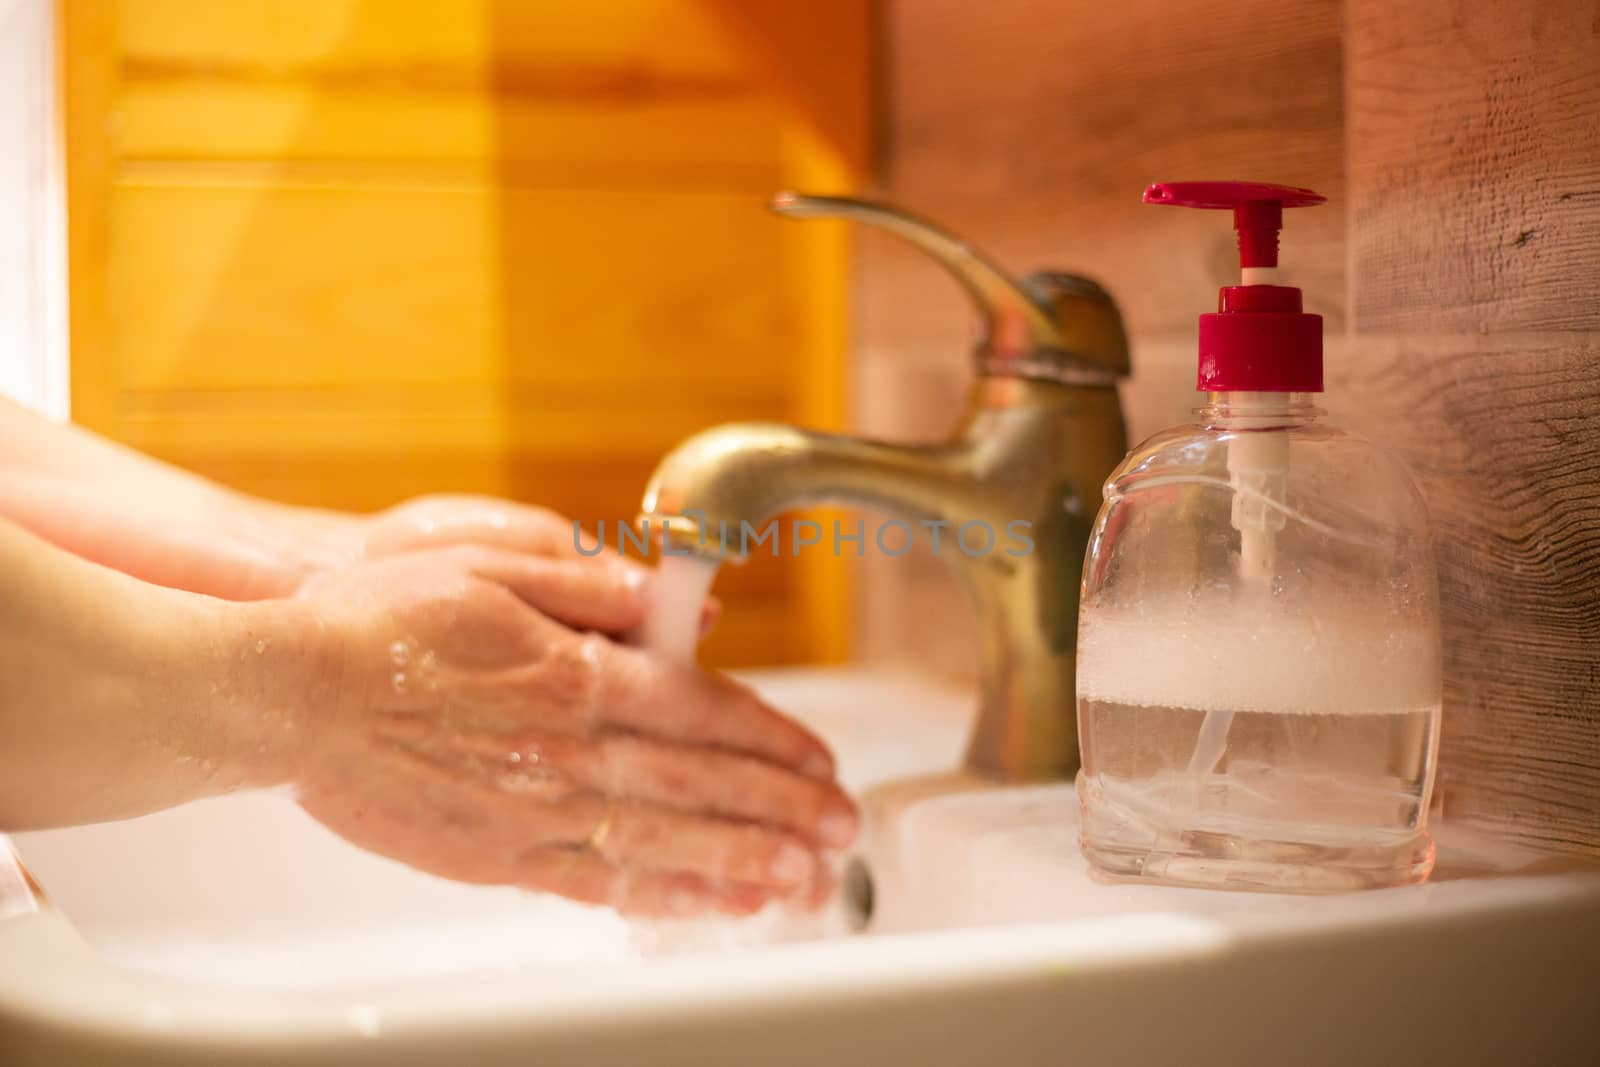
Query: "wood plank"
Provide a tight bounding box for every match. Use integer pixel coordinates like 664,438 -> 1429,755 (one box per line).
64,0 -> 869,671
1344,0 -> 1600,855
110,0 -> 799,181
116,0 -> 751,78
60,0 -> 118,432
105,183 -> 807,396
1326,333 -> 1600,855
1347,0 -> 1600,333
114,87 -> 785,186
855,0 -> 1344,686
115,393 -> 793,460
870,0 -> 1345,340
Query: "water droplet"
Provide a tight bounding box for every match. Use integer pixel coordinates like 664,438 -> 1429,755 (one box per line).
507,751 -> 522,765
389,640 -> 410,667
391,672 -> 408,693
254,639 -> 266,654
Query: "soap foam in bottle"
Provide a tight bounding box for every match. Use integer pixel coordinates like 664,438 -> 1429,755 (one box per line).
1076,607 -> 1441,891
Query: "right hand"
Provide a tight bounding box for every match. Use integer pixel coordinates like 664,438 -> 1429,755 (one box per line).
279,545 -> 857,918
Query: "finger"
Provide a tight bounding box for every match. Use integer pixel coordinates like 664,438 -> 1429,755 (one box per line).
574,796 -> 822,893
515,848 -> 772,918
461,548 -> 651,635
591,645 -> 838,779
805,859 -> 838,909
368,498 -> 579,558
699,594 -> 721,637
590,733 -> 857,849
414,717 -> 856,849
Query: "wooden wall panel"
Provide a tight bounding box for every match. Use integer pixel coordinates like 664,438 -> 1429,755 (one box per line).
862,0 -> 1600,854
1347,0 -> 1600,334
855,0 -> 1345,678
108,183 -> 799,397
62,0 -> 872,668
877,0 -> 1346,339
1328,334 -> 1600,852
113,0 -> 787,181
1343,0 -> 1600,853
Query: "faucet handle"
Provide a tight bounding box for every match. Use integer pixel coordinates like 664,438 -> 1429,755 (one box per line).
772,191 -> 1128,385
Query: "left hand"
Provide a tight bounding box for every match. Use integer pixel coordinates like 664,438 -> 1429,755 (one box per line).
303,495 -> 716,637
360,495 -> 603,562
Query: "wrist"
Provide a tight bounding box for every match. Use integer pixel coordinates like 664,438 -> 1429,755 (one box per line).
201,596 -> 342,790
230,497 -> 364,598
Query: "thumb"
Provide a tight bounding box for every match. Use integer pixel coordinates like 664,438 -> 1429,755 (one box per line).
466,550 -> 652,635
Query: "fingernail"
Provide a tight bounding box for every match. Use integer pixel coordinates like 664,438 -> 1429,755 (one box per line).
698,596 -> 722,637
770,843 -> 814,885
801,752 -> 834,779
820,806 -> 858,849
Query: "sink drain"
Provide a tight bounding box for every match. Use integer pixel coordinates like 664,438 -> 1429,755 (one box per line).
841,855 -> 874,931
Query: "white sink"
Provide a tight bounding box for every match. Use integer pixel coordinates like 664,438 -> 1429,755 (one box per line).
4,667 -> 1599,1065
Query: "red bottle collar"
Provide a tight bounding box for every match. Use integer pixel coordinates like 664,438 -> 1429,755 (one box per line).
1144,181 -> 1326,392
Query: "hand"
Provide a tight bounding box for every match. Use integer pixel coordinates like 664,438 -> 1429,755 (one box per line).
358,494 -> 598,563
301,494 -> 717,636
280,545 -> 857,918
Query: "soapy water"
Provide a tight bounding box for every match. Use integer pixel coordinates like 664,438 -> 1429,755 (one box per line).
624,554 -> 855,951
1077,608 -> 1441,717
1076,609 -> 1441,888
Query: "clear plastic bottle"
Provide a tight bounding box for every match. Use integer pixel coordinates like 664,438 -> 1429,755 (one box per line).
1076,183 -> 1442,892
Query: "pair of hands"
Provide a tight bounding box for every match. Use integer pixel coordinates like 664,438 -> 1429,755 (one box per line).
276,497 -> 856,918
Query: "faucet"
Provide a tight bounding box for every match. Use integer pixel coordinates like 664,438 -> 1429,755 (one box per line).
639,193 -> 1131,781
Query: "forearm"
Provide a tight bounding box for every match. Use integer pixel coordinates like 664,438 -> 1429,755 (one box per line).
0,396 -> 356,598
0,519 -> 319,829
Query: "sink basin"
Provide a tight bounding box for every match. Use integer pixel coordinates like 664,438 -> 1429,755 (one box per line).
4,667 -> 1599,1065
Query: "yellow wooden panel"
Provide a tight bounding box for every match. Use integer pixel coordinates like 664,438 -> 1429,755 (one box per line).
114,391 -> 794,460
117,0 -> 752,77
108,182 -> 804,398
115,87 -> 785,183
63,0 -> 871,668
112,0 -> 784,176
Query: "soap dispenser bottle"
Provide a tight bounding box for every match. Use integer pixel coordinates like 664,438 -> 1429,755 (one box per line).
1075,181 -> 1442,893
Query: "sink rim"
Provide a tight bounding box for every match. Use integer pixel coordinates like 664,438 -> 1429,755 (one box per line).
5,666 -> 1600,1063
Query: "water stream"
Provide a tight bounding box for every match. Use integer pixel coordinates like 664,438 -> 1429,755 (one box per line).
636,555 -> 720,662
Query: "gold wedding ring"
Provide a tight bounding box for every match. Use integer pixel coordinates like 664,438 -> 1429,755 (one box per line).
586,802 -> 616,852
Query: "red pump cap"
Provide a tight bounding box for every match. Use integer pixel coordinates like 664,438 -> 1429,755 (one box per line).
1143,180 -> 1326,392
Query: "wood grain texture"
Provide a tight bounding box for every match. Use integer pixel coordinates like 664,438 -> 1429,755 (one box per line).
1328,334 -> 1600,853
1344,0 -> 1600,854
62,0 -> 872,668
105,182 -> 802,398
113,0 -> 788,185
871,0 -> 1346,340
853,0 -> 1340,678
864,0 -> 1600,855
1347,0 -> 1600,333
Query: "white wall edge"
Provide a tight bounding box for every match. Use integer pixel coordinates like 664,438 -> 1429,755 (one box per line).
0,0 -> 70,421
